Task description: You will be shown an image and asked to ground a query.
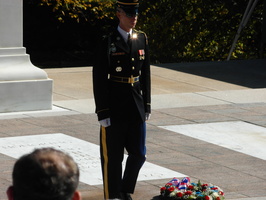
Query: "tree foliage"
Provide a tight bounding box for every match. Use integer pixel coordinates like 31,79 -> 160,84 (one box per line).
24,0 -> 265,66
37,0 -> 115,22
138,0 -> 265,63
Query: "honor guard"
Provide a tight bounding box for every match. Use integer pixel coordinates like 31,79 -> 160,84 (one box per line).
93,0 -> 151,199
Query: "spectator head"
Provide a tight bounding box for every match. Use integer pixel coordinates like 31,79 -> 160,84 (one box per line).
7,148 -> 81,200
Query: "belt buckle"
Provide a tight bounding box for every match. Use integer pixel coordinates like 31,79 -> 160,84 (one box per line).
129,76 -> 134,84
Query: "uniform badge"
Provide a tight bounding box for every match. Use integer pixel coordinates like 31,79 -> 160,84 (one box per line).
139,49 -> 145,55
116,67 -> 122,72
138,49 -> 145,60
110,43 -> 116,53
112,52 -> 126,56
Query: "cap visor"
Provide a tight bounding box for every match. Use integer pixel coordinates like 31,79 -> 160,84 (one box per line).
122,7 -> 138,14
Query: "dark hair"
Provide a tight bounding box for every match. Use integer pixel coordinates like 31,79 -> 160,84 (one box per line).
12,148 -> 80,200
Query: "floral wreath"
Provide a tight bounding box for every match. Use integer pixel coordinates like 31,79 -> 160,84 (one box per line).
160,177 -> 225,200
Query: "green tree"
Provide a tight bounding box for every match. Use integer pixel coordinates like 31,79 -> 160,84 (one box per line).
138,0 -> 264,63
37,0 -> 115,22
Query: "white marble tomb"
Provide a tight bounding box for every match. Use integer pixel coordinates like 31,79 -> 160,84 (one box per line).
0,133 -> 186,185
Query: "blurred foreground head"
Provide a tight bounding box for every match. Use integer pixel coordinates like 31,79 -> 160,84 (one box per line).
7,147 -> 81,200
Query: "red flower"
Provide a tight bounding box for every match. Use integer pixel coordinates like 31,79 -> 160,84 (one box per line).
188,185 -> 194,190
185,190 -> 193,195
216,197 -> 221,200
176,192 -> 183,197
212,187 -> 218,190
205,196 -> 210,200
167,187 -> 175,192
160,187 -> 166,192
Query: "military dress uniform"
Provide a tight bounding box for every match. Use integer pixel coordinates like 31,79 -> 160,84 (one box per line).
93,25 -> 151,199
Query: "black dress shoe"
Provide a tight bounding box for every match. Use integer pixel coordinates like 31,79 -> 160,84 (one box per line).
121,193 -> 133,200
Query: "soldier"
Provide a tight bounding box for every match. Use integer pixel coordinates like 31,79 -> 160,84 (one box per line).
93,0 -> 151,199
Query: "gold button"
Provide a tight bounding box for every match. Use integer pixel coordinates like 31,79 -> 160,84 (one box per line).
132,58 -> 135,61
132,66 -> 135,70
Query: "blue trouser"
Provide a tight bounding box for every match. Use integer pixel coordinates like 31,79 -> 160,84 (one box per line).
100,118 -> 146,199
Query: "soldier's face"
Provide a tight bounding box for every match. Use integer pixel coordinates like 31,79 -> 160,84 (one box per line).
117,9 -> 138,32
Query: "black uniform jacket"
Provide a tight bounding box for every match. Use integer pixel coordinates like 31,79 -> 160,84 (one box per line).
93,28 -> 151,122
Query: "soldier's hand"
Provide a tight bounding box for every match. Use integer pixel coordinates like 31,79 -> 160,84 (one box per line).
145,113 -> 151,121
99,118 -> 111,127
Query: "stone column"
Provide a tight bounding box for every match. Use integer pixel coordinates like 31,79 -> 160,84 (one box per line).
0,0 -> 53,112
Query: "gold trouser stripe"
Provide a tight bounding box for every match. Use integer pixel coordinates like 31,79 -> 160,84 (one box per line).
101,126 -> 109,199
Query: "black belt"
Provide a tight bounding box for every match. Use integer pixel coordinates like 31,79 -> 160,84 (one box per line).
109,75 -> 139,84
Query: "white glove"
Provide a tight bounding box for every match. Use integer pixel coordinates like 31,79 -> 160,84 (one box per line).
145,113 -> 151,121
99,118 -> 111,127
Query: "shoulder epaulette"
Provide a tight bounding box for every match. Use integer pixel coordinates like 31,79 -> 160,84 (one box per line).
134,29 -> 145,34
134,29 -> 148,44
